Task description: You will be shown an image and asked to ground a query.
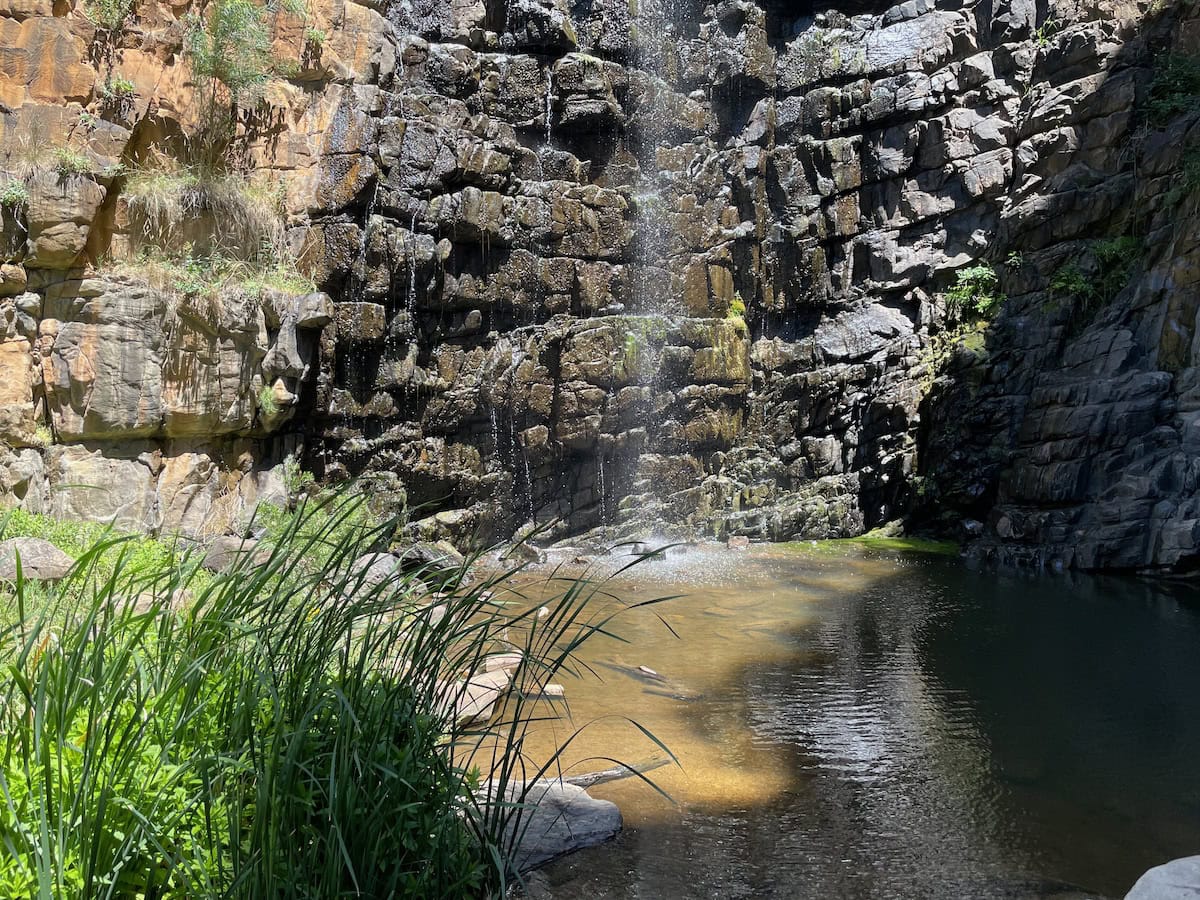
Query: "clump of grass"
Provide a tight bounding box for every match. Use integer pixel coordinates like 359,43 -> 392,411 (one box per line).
51,145 -> 92,177
304,25 -> 326,47
0,496 -> 672,895
726,291 -> 746,320
123,166 -> 286,263
116,250 -> 316,306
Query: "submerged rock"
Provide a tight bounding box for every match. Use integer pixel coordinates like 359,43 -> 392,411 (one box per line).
0,537 -> 75,581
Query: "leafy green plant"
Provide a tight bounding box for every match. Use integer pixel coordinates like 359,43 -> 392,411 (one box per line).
1147,54 -> 1200,127
1167,146 -> 1200,206
727,291 -> 746,320
945,263 -> 1003,320
186,0 -> 273,107
258,383 -> 280,418
1050,236 -> 1141,306
1050,264 -> 1091,299
0,496 -> 674,897
0,180 -> 28,208
304,25 -> 325,47
83,0 -> 135,31
103,75 -> 136,96
51,145 -> 91,177
1034,17 -> 1061,49
280,454 -> 315,503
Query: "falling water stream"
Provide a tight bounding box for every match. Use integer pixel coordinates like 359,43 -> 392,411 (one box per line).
514,544 -> 1200,900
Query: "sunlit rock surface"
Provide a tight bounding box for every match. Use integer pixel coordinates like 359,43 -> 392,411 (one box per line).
0,0 -> 1198,571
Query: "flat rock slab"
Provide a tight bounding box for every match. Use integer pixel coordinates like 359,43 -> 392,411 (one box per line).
0,537 -> 75,581
490,778 -> 622,871
1127,856 -> 1200,899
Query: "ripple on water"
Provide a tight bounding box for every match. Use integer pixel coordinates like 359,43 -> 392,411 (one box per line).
513,547 -> 1200,899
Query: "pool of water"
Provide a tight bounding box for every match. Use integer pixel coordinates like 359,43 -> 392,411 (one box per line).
515,544 -> 1200,899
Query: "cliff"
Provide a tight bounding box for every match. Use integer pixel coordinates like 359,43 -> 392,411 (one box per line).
0,0 -> 1198,572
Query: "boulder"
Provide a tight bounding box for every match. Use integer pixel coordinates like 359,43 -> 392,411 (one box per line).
201,535 -> 264,573
0,536 -> 75,581
489,778 -> 622,870
1126,856 -> 1200,900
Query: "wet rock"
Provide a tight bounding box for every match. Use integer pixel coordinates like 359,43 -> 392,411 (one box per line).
489,779 -> 622,870
0,536 -> 75,581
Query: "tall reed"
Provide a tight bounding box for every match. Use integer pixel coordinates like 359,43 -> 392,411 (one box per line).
0,497 -> 672,898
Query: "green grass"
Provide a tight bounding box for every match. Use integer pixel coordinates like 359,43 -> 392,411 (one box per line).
0,497 -> 672,896
784,532 -> 960,558
51,146 -> 91,177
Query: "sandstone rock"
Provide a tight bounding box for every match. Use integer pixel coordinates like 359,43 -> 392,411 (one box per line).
42,279 -> 165,440
0,536 -> 74,581
46,443 -> 157,532
24,172 -> 105,269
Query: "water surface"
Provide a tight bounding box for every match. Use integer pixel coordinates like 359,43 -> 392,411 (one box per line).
517,545 -> 1200,899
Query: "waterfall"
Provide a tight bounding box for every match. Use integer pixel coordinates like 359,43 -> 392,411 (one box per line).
544,67 -> 554,147
629,0 -> 686,318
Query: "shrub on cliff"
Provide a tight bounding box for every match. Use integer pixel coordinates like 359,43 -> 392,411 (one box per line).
1147,54 -> 1200,127
945,263 -> 1003,320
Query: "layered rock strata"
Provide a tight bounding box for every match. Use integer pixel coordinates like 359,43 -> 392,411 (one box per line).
0,0 -> 1198,572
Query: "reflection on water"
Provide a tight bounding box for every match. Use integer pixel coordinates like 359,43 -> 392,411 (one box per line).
517,546 -> 1200,900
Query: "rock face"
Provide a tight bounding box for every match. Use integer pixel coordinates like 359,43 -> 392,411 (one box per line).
0,0 -> 1198,571
1125,856 -> 1200,899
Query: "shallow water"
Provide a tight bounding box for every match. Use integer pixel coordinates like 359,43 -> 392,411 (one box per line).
515,544 -> 1200,900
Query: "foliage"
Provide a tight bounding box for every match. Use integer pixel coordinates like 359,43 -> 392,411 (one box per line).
1051,236 -> 1141,306
102,75 -> 136,97
122,167 -> 286,263
186,0 -> 273,108
1167,145 -> 1200,206
257,383 -> 280,418
0,180 -> 28,208
51,146 -> 91,177
304,26 -> 326,47
279,454 -> 315,504
120,249 -> 316,304
945,263 -> 1003,320
0,510 -> 207,614
1147,54 -> 1200,127
0,497 -> 672,897
1049,264 -> 1090,299
83,0 -> 135,31
727,292 -> 746,320
1034,17 -> 1061,49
